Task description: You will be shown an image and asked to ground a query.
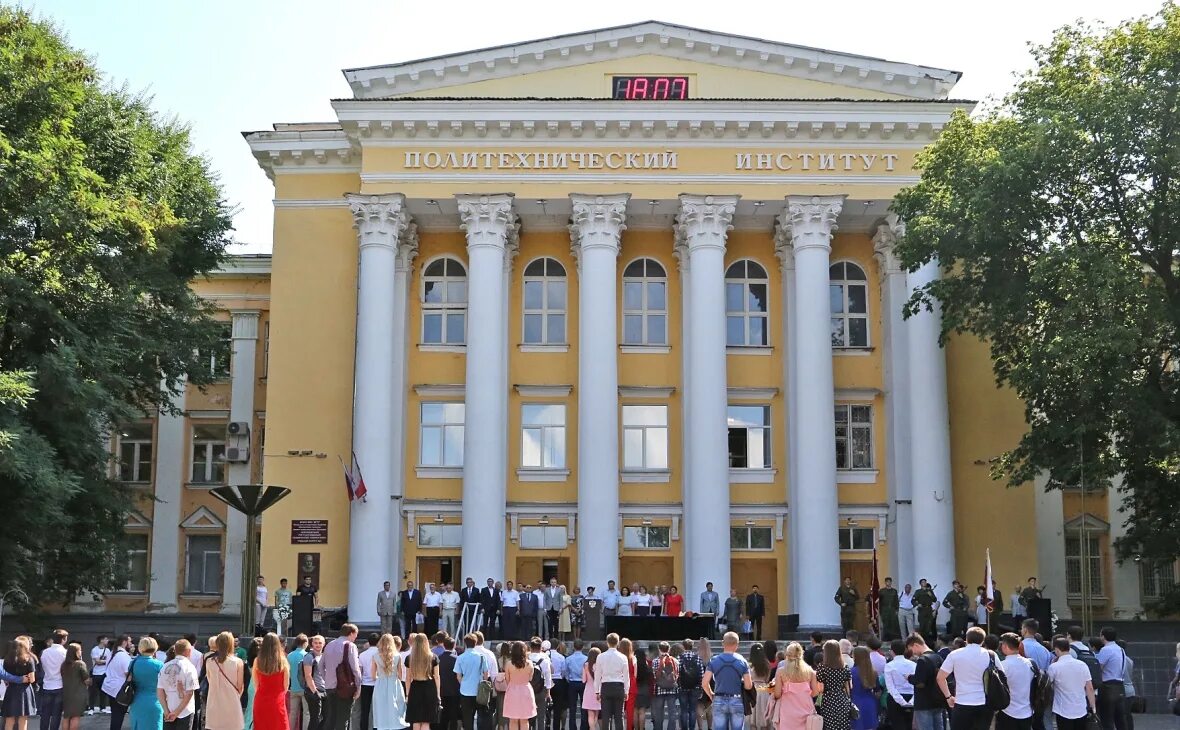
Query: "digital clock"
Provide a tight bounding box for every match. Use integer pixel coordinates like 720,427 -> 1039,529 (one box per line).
612,75 -> 689,100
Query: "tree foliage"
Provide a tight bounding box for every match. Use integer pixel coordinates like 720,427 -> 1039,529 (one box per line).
0,8 -> 232,607
893,4 -> 1180,610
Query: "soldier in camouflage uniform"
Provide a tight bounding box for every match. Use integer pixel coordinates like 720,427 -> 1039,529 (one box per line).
834,577 -> 860,633
913,578 -> 938,641
942,580 -> 970,637
878,577 -> 900,640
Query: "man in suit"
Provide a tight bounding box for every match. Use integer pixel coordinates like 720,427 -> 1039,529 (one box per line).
480,578 -> 502,638
377,581 -> 396,636
399,580 -> 422,640
743,585 -> 766,640
519,584 -> 540,640
544,578 -> 565,639
700,581 -> 720,639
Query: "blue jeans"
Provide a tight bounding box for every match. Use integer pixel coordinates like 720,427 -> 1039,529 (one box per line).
712,696 -> 744,730
652,694 -> 678,730
40,688 -> 64,730
916,709 -> 947,730
680,690 -> 698,730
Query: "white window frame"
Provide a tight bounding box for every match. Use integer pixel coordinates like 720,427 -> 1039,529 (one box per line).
522,258 -> 567,346
418,524 -> 462,548
120,532 -> 149,593
730,526 -> 774,551
419,402 -> 465,468
519,525 -> 568,550
184,533 -> 222,595
421,257 -> 468,346
190,423 -> 226,484
727,405 -> 771,469
118,422 -> 154,484
1140,558 -> 1177,600
622,258 -> 668,347
262,320 -> 270,378
622,405 -> 669,471
197,323 -> 232,379
725,260 -> 770,347
1065,532 -> 1105,597
830,261 -> 870,348
835,404 -> 873,470
837,527 -> 876,551
623,525 -> 671,550
521,403 -> 566,469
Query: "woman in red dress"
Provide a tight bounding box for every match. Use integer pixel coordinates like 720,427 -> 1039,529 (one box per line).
663,586 -> 685,617
250,633 -> 290,730
620,638 -> 638,730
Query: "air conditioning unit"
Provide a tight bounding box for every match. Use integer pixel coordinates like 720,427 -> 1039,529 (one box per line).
226,446 -> 250,463
227,421 -> 250,437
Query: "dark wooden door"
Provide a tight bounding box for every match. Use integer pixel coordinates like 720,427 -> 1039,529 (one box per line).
840,560 -> 874,633
731,558 -> 778,639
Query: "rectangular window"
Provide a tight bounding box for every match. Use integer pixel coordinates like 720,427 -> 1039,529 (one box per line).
623,526 -> 671,549
417,524 -> 462,547
190,424 -> 226,484
197,323 -> 232,379
835,404 -> 873,469
727,405 -> 771,468
622,405 -> 668,469
184,534 -> 222,595
262,321 -> 270,377
123,533 -> 149,592
1065,534 -> 1104,596
521,404 -> 566,469
519,525 -> 568,550
730,526 -> 774,550
118,423 -> 154,483
1140,559 -> 1177,599
837,527 -> 875,550
420,403 -> 465,467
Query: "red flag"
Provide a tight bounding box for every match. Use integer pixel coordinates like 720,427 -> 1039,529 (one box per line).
340,455 -> 356,502
351,452 -> 368,502
868,548 -> 882,634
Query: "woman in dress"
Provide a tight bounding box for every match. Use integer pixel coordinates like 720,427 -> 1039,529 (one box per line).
617,587 -> 634,616
772,643 -> 823,730
632,646 -> 651,730
619,639 -> 638,730
582,647 -> 601,729
250,633 -> 289,730
723,590 -> 743,635
650,587 -> 664,617
663,586 -> 683,618
747,643 -> 773,730
372,634 -> 408,730
243,637 -> 263,730
849,647 -> 879,730
129,636 -> 164,730
816,641 -> 852,730
204,632 -> 245,730
2,635 -> 37,729
496,642 -> 513,730
559,586 -> 573,640
60,643 -> 90,730
404,633 -> 440,730
633,587 -> 651,617
569,587 -> 585,641
501,642 -> 537,730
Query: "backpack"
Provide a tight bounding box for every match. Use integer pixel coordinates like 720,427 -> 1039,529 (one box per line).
1030,662 -> 1053,714
983,653 -> 1011,712
1074,646 -> 1104,690
529,658 -> 545,694
656,656 -> 679,691
679,654 -> 702,690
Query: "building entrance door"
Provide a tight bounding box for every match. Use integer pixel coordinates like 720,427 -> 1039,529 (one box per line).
839,560 -> 874,633
515,557 -> 570,587
619,556 -> 674,593
731,558 -> 778,639
418,557 -> 461,589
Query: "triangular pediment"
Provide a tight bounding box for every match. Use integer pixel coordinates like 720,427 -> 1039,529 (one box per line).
1064,513 -> 1110,533
124,510 -> 151,529
344,21 -> 960,101
181,506 -> 225,530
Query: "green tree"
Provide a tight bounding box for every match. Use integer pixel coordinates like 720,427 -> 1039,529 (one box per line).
894,5 -> 1180,610
0,8 -> 232,608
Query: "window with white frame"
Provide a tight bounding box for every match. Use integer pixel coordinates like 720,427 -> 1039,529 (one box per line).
422,258 -> 467,345
190,424 -> 226,484
420,403 -> 465,467
418,524 -> 462,547
622,258 -> 667,346
726,260 -> 769,346
522,404 -> 566,469
838,527 -> 875,550
727,405 -> 771,468
520,526 -> 568,549
1065,533 -> 1104,596
623,525 -> 671,549
184,534 -> 221,594
830,262 -> 869,348
122,533 -> 149,592
1140,559 -> 1178,599
622,405 -> 668,469
197,323 -> 232,379
730,526 -> 773,550
118,423 -> 154,483
262,321 -> 270,377
523,258 -> 567,345
835,404 -> 873,469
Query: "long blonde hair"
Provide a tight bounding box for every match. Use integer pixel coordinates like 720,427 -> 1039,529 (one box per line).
777,642 -> 813,683
377,634 -> 398,677
408,633 -> 432,680
214,632 -> 236,662
255,633 -> 287,677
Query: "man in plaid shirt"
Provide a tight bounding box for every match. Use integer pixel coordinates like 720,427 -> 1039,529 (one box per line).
651,642 -> 681,730
678,639 -> 706,730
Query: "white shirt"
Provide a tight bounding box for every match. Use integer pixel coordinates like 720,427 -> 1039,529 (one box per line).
41,643 -> 68,690
475,645 -> 499,680
899,592 -> 915,610
1001,654 -> 1034,719
533,589 -> 545,608
1048,655 -> 1093,720
185,649 -> 204,676
157,656 -> 200,718
870,651 -> 887,677
424,591 -> 442,608
594,648 -> 631,695
90,645 -> 110,676
885,656 -> 917,708
529,652 -> 554,689
155,651 -> 168,663
256,585 -> 268,605
941,644 -> 1000,707
603,590 -> 621,609
359,646 -> 379,686
441,591 -> 460,610
632,593 -> 651,607
102,648 -> 132,697
501,590 -> 521,608
616,596 -> 635,616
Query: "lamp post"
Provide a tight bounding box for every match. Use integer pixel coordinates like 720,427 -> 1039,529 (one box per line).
0,588 -> 28,641
210,484 -> 291,638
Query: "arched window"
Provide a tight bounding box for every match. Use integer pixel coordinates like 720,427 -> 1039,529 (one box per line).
829,261 -> 868,348
422,257 -> 467,345
622,258 -> 667,346
725,260 -> 769,346
523,258 -> 567,345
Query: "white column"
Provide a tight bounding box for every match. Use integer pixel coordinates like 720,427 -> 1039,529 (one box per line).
873,215 -> 915,584
773,234 -> 800,614
222,309 -> 260,614
673,244 -> 693,602
676,194 -> 738,610
148,378 -> 186,613
570,193 -> 629,592
457,193 -> 516,584
781,195 -> 844,629
1034,474 -> 1070,619
1107,476 -> 1142,618
907,258 -> 957,595
391,228 -> 419,589
346,193 -> 411,624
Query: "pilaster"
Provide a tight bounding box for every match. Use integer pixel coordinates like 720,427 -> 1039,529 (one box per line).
148,378 -> 186,613
222,310 -> 260,614
774,225 -> 800,615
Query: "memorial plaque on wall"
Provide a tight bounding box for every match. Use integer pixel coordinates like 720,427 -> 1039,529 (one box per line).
297,552 -> 321,590
291,519 -> 328,544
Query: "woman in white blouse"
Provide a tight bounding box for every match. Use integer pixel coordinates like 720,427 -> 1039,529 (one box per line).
617,587 -> 635,616
633,587 -> 652,616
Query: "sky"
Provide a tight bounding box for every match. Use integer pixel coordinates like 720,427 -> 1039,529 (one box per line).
28,0 -> 1170,253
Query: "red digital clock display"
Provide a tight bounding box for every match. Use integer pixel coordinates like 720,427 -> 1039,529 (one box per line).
612,75 -> 689,100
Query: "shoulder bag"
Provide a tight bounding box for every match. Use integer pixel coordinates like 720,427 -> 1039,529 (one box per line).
983,653 -> 1011,712
115,658 -> 139,706
335,642 -> 359,699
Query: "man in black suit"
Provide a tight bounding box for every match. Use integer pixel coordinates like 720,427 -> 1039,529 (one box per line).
744,584 -> 766,640
480,578 -> 502,638
400,580 -> 422,640
437,636 -> 461,730
460,577 -> 481,630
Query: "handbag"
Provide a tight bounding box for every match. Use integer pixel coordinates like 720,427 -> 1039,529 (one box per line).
114,658 -> 139,706
494,674 -> 508,693
850,702 -> 860,721
477,678 -> 494,706
335,643 -> 359,699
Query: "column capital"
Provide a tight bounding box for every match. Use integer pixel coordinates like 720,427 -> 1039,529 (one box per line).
569,193 -> 630,259
456,193 -> 519,251
675,194 -> 739,253
395,222 -> 420,273
784,195 -> 845,253
773,217 -> 794,271
347,193 -> 410,250
229,310 -> 260,340
872,212 -> 906,276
